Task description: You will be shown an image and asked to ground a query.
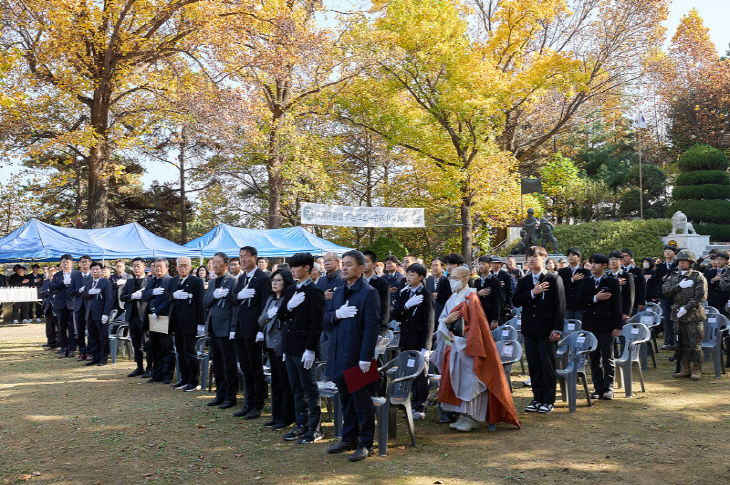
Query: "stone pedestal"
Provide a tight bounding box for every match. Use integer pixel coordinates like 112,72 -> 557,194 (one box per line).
662,233 -> 710,256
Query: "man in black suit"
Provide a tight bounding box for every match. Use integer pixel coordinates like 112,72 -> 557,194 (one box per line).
362,251 -> 390,337
489,256 -> 514,323
558,247 -> 592,321
472,255 -> 501,329
382,255 -> 406,309
203,252 -> 239,409
142,258 -> 175,384
577,254 -> 623,400
392,263 -> 434,419
49,254 -> 84,358
79,262 -> 114,365
40,266 -> 59,350
110,260 -> 131,314
29,264 -> 44,322
231,246 -> 272,419
513,246 -> 565,414
621,249 -> 645,313
120,258 -> 152,377
705,250 -> 729,316
169,256 -> 205,391
608,250 -> 635,324
73,255 -> 93,361
655,245 -> 678,349
425,257 -> 449,323
277,252 -> 325,444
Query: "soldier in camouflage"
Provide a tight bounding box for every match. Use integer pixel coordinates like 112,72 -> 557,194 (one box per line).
661,250 -> 708,381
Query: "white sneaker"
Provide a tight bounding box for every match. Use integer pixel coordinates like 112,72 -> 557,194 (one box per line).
412,411 -> 426,421
35,318 -> 42,322
13,320 -> 18,324
450,414 -> 467,430
455,415 -> 480,432
525,400 -> 540,412
538,403 -> 554,413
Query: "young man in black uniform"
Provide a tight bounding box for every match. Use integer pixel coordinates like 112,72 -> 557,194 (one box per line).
558,247 -> 591,321
578,254 -> 622,400
705,250 -> 729,316
513,246 -> 565,414
472,255 -> 501,329
621,249 -> 645,313
608,250 -> 635,324
392,263 -> 434,420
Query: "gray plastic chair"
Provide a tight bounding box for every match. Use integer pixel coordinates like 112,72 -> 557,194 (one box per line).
505,316 -> 526,374
314,363 -> 343,439
492,324 -> 518,342
107,318 -> 124,363
110,323 -> 133,364
496,340 -> 522,393
193,337 -> 210,392
644,301 -> 663,316
371,350 -> 425,456
563,319 -> 582,335
629,310 -> 661,370
701,314 -> 729,378
556,331 -> 597,412
705,306 -> 721,316
614,323 -> 651,397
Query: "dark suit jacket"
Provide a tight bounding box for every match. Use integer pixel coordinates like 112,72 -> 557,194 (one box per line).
110,272 -> 132,310
392,285 -> 434,350
120,276 -> 151,328
607,269 -> 635,317
558,266 -> 592,310
382,270 -> 406,307
141,274 -> 173,316
81,278 -> 114,321
366,275 -> 390,336
72,272 -> 92,313
655,260 -> 678,299
49,270 -> 84,312
425,274 -> 450,319
278,280 -> 325,358
624,265 -> 646,309
232,268 -> 272,339
323,277 -> 381,380
317,269 -> 345,313
704,267 -> 729,310
513,270 -> 566,338
577,275 -> 622,333
203,272 -> 237,338
170,274 -> 205,334
472,274 -> 501,323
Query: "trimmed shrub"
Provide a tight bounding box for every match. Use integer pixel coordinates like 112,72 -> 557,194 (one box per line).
677,144 -> 729,172
675,170 -> 729,186
672,184 -> 730,200
695,224 -> 730,242
671,199 -> 730,223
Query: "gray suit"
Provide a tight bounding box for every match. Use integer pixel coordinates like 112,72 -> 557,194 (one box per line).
203,272 -> 238,402
203,272 -> 237,338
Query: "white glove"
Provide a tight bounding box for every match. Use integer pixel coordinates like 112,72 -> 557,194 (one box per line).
676,306 -> 687,319
287,292 -> 306,311
132,290 -> 143,300
726,299 -> 730,308
267,306 -> 278,319
213,288 -> 229,299
88,288 -> 101,295
255,331 -> 264,342
173,290 -> 189,300
79,285 -> 85,293
237,288 -> 256,300
679,279 -> 693,289
335,300 -> 358,319
196,325 -> 206,336
101,315 -> 108,324
302,349 -> 315,369
151,313 -> 158,321
229,331 -> 236,340
404,294 -> 424,310
152,287 -> 165,295
116,279 -> 126,286
358,360 -> 371,373
63,275 -> 71,285
282,353 -> 286,362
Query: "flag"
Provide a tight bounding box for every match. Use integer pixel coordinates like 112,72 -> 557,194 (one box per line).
520,177 -> 542,194
633,111 -> 647,129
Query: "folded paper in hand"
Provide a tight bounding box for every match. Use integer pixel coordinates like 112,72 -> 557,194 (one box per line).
343,359 -> 379,393
149,315 -> 170,334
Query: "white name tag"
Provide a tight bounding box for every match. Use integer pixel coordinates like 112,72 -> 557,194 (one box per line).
567,324 -> 575,331
709,318 -> 716,324
502,329 -> 510,338
503,345 -> 514,357
407,358 -> 415,367
577,336 -> 585,344
631,327 -> 639,334
641,316 -> 652,324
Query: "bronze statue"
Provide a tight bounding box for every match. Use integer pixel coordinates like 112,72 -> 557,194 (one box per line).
539,217 -> 558,253
511,208 -> 540,254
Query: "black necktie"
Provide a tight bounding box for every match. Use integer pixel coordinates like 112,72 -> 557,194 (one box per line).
215,277 -> 222,289
595,278 -> 600,289
242,274 -> 250,286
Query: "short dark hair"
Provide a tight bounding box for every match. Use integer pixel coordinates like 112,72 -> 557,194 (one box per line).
13,264 -> 24,271
590,253 -> 609,265
443,253 -> 465,265
384,255 -> 399,264
407,263 -> 427,278
115,259 -> 125,264
717,251 -> 730,260
32,264 -> 40,269
289,252 -> 314,270
343,250 -> 366,266
608,250 -> 622,259
89,261 -> 102,270
213,252 -> 229,264
195,266 -> 208,279
277,263 -> 290,272
60,254 -> 73,262
131,257 -> 145,265
621,248 -> 633,257
79,255 -> 91,262
664,245 -> 678,253
257,257 -> 267,262
362,250 -> 377,263
230,256 -> 240,264
526,246 -> 547,258
240,246 -> 257,257
431,257 -> 443,265
477,255 -> 491,263
641,257 -> 655,269
566,247 -> 582,258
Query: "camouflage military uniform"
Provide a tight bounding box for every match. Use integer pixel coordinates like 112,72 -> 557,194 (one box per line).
661,266 -> 707,363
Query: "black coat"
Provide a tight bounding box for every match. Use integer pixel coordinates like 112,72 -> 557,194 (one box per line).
472,274 -> 501,323
141,274 -> 174,316
392,285 -> 434,351
120,276 -> 151,328
169,274 -> 206,334
644,268 -> 659,301
232,269 -> 272,339
577,275 -> 622,333
705,267 -> 730,310
279,281 -> 325,358
366,275 -> 390,336
80,278 -> 114,321
607,270 -> 635,317
558,266 -> 592,311
624,265 -> 646,309
513,270 -> 566,338
655,260 -> 678,299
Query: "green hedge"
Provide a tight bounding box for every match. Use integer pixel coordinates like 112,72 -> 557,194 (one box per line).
672,199 -> 730,223
672,184 -> 730,200
361,236 -> 408,262
678,144 -> 729,172
695,224 -> 730,242
675,170 -> 730,186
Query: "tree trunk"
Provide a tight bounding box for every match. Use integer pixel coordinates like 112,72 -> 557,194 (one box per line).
267,113 -> 283,229
460,192 -> 473,265
178,129 -> 188,243
86,142 -> 109,228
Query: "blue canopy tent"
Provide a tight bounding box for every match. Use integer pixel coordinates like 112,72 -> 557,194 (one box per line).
0,218 -> 199,262
184,224 -> 351,258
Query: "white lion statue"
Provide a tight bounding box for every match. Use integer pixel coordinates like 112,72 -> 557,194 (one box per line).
671,211 -> 696,235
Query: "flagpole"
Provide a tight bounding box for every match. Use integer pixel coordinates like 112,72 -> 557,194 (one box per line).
638,125 -> 643,219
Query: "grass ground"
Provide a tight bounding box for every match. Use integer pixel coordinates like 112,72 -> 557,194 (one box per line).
1,323 -> 729,485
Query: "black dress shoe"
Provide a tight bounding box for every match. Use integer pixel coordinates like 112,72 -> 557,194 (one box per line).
127,368 -> 144,377
233,407 -> 252,417
348,446 -> 373,462
162,379 -> 171,385
243,409 -> 261,420
218,400 -> 235,409
85,360 -> 99,366
272,421 -> 293,431
264,419 -> 278,427
98,361 -> 106,366
172,382 -> 187,390
298,430 -> 323,444
142,370 -> 152,378
147,378 -> 162,383
327,441 -> 358,454
206,399 -> 224,407
283,425 -> 307,441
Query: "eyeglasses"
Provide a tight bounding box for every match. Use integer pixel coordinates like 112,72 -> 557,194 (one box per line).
272,278 -> 284,283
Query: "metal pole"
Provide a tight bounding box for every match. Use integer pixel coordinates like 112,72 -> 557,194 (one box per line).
638,127 -> 643,219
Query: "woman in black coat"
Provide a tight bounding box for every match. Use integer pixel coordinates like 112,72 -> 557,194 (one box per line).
642,257 -> 659,302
